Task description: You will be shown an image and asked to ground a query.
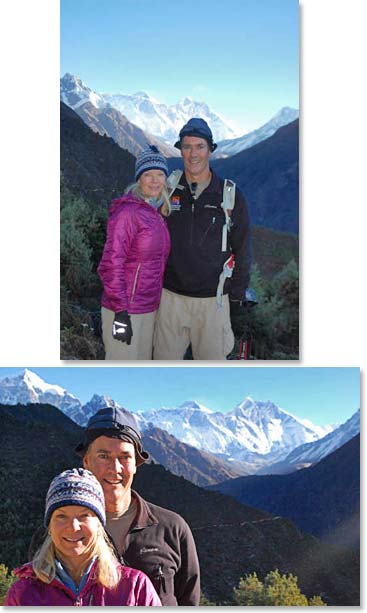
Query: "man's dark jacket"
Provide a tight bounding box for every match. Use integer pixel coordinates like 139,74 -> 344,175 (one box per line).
28,490 -> 200,607
164,170 -> 251,300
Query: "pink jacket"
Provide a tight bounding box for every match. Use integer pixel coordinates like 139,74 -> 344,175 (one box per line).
5,561 -> 162,606
98,195 -> 170,314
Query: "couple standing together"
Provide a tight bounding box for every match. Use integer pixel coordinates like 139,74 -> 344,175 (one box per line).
5,407 -> 200,606
98,117 -> 251,360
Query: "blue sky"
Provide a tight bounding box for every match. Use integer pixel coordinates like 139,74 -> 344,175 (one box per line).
0,367 -> 359,426
60,0 -> 299,134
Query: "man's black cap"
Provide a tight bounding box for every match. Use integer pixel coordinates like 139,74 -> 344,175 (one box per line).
174,117 -> 217,151
75,406 -> 149,466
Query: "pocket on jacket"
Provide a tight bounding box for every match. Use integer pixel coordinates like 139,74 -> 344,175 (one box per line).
152,564 -> 174,597
130,264 -> 141,302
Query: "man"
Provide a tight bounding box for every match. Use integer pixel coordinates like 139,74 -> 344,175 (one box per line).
77,406 -> 200,606
153,117 -> 251,360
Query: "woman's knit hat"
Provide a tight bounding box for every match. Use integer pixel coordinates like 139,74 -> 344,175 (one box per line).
135,145 -> 168,181
44,468 -> 106,527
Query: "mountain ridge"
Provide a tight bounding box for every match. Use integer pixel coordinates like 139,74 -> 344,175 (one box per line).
208,434 -> 360,550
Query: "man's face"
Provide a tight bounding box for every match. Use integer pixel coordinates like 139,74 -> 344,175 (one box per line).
180,136 -> 211,182
83,436 -> 137,512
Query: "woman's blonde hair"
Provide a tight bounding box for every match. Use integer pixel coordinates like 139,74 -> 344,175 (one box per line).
125,182 -> 171,217
33,524 -> 120,589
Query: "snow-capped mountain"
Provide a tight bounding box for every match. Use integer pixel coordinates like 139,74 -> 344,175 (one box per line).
0,368 -> 82,416
0,370 -> 139,429
60,73 -> 104,109
2,370 -> 356,476
60,73 -> 238,143
80,394 -> 139,429
279,408 -> 360,468
212,107 -> 299,158
136,398 -> 334,463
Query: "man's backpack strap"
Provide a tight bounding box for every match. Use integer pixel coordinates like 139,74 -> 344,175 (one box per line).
166,169 -> 183,198
221,179 -> 236,252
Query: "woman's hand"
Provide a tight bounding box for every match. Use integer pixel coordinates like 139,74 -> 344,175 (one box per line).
112,311 -> 133,345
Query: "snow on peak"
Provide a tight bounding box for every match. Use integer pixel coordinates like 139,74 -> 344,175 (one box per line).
178,400 -> 213,413
60,74 -> 239,142
22,369 -> 66,396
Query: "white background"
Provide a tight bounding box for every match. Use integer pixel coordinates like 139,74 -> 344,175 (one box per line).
0,3 -> 365,610
0,0 -> 366,370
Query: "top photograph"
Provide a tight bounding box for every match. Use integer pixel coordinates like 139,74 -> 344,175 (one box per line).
60,0 -> 299,361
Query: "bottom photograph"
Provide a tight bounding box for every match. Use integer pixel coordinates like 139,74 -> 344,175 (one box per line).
0,366 -> 360,606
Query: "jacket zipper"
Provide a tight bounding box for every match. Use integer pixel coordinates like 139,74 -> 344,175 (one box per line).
199,216 -> 216,246
190,200 -> 195,245
130,263 -> 141,302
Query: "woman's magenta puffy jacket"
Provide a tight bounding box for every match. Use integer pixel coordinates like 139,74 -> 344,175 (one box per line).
5,561 -> 162,606
98,194 -> 170,314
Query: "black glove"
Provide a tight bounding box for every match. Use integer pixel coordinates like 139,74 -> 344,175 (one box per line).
229,299 -> 245,340
112,311 -> 133,345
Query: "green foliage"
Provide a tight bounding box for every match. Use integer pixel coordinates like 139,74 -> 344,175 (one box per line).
0,564 -> 16,604
199,592 -> 217,605
230,260 -> 299,360
233,569 -> 326,606
60,180 -> 96,297
60,179 -> 105,359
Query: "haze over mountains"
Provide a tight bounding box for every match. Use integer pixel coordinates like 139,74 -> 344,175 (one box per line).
0,370 -> 359,478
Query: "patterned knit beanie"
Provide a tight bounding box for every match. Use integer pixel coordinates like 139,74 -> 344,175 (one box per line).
44,468 -> 106,527
135,145 -> 168,181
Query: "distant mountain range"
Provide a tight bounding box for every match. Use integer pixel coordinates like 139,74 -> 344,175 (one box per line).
257,409 -> 361,474
212,107 -> 299,158
0,368 -> 138,428
135,398 -> 335,464
0,401 -> 360,605
60,73 -> 237,144
60,73 -> 299,161
0,370 -> 359,480
209,434 -> 360,550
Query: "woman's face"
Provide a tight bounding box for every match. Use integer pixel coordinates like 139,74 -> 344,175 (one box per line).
49,505 -> 100,563
138,169 -> 166,199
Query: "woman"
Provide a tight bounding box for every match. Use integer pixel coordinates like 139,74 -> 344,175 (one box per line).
5,468 -> 161,606
98,145 -> 171,360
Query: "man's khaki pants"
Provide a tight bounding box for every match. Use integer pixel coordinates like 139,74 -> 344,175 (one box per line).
153,289 -> 234,360
102,307 -> 156,360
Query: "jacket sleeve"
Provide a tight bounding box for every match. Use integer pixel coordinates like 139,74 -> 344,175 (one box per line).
174,522 -> 201,606
134,572 -> 162,606
4,581 -> 21,605
228,187 -> 252,300
97,204 -> 138,313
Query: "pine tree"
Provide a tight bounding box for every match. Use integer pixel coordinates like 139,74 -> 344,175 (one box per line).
233,569 -> 326,606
